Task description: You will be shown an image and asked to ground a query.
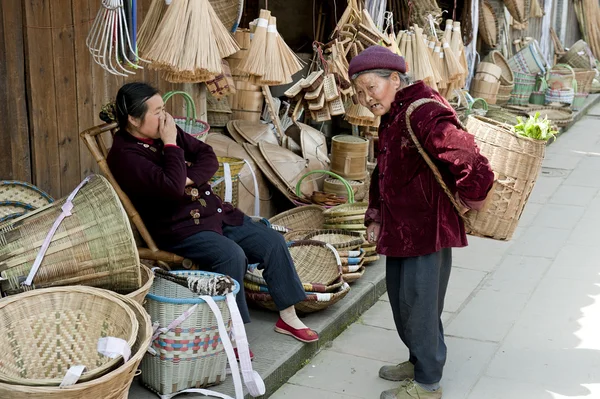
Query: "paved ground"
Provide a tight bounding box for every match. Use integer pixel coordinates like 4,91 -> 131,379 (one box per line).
270,104 -> 600,399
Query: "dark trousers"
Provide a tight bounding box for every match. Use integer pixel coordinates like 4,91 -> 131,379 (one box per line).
386,248 -> 452,384
166,216 -> 307,323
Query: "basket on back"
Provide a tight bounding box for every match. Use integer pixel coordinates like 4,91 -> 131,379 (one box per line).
141,270 -> 239,396
0,175 -> 141,296
464,116 -> 545,240
0,286 -> 138,387
0,289 -> 153,399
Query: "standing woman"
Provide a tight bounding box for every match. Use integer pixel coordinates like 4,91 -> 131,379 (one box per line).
105,82 -> 319,352
348,46 -> 494,399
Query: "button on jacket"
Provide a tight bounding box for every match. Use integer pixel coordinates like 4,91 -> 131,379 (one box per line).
365,81 -> 494,257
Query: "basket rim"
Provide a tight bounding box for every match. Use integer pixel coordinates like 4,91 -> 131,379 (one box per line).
146,270 -> 240,304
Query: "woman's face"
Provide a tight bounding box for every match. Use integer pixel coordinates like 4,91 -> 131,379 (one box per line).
128,94 -> 165,140
354,72 -> 401,116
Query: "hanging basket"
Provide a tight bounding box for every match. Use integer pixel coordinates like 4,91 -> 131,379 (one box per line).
162,91 -> 210,142
479,0 -> 498,47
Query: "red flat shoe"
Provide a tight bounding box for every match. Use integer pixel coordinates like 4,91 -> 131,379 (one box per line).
274,318 -> 319,343
233,347 -> 254,361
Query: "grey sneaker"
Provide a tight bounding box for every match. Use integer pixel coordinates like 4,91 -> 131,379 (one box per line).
379,361 -> 415,381
380,379 -> 443,399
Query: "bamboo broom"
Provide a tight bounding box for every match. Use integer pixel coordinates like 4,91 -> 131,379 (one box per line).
276,27 -> 305,78
413,26 -> 436,90
442,38 -> 463,82
207,0 -> 241,58
398,31 -> 408,57
240,9 -> 271,77
260,17 -> 285,85
404,33 -> 413,74
427,39 -> 443,86
137,0 -> 167,56
451,21 -> 468,88
145,0 -> 190,72
435,43 -> 448,90
443,19 -> 453,42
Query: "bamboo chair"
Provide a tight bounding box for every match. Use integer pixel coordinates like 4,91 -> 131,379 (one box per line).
80,122 -> 190,270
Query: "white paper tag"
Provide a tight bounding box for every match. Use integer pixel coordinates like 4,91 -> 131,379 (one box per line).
59,365 -> 86,388
257,18 -> 268,28
97,337 -> 131,363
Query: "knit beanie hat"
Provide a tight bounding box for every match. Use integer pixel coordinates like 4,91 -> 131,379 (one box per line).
348,46 -> 407,79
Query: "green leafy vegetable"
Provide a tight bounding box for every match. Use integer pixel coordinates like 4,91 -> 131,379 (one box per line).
512,112 -> 558,141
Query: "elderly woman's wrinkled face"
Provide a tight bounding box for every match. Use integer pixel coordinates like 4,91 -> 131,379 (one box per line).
354,72 -> 401,116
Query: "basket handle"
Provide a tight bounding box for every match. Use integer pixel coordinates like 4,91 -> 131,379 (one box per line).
403,99 -> 473,230
162,90 -> 197,125
468,97 -> 489,112
295,170 -> 355,203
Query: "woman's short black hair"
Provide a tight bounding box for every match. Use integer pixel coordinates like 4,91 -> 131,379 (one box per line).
115,82 -> 160,130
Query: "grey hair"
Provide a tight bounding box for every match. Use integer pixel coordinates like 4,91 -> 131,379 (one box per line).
351,69 -> 413,86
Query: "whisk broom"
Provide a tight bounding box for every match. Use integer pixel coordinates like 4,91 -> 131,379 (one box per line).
137,0 -> 167,56
442,38 -> 463,82
260,16 -> 286,85
240,9 -> 271,78
451,21 -> 468,87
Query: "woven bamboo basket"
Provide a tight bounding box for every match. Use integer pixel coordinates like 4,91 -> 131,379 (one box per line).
268,205 -> 325,232
464,116 -> 546,240
245,240 -> 343,293
303,229 -> 365,250
323,202 -> 369,218
246,281 -> 351,314
330,135 -> 369,180
0,290 -> 152,399
479,0 -> 498,47
342,264 -> 365,283
323,177 -> 367,201
0,175 -> 141,296
162,91 -> 210,142
571,93 -> 589,111
210,156 -> 245,207
0,180 -> 53,208
125,263 -> 155,305
484,106 -> 521,125
470,79 -> 500,104
509,72 -> 537,105
485,50 -> 514,85
0,202 -> 31,223
364,254 -> 380,264
508,42 -> 546,75
558,40 -> 596,69
496,84 -> 514,105
0,286 -> 138,386
525,107 -> 573,127
283,229 -> 318,241
573,69 -> 596,94
141,270 -> 239,396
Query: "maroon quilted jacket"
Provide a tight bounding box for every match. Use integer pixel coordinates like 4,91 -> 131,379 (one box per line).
366,81 -> 494,257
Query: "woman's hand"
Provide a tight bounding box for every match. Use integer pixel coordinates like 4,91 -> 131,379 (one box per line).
159,113 -> 178,145
366,222 -> 381,243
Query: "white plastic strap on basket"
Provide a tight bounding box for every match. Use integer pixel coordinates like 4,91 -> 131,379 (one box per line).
223,162 -> 233,204
23,175 -> 92,286
346,265 -> 362,273
97,337 -> 131,363
60,365 -> 86,388
151,304 -> 199,343
325,243 -> 343,267
243,159 -> 260,217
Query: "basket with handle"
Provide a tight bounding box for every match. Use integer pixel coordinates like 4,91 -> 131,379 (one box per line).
0,286 -> 139,386
529,75 -> 548,105
558,40 -> 596,69
295,170 -> 356,206
0,289 -> 153,399
509,72 -> 537,105
210,156 -> 245,207
508,41 -> 547,75
162,91 -> 210,142
545,72 -> 576,105
405,99 -> 545,241
573,68 -> 596,94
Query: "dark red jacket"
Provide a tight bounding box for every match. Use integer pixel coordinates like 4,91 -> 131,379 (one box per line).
366,81 -> 494,257
107,126 -> 244,248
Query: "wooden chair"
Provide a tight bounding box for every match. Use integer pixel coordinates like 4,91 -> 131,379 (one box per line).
80,122 -> 189,270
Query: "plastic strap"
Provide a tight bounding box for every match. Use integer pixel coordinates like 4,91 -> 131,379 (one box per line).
345,265 -> 362,272
243,159 -> 260,217
257,18 -> 268,28
226,293 -> 266,396
23,176 -> 92,286
325,243 -> 342,267
267,25 -> 277,33
151,304 -> 198,342
97,337 -> 131,363
60,365 -> 86,388
223,163 -> 233,204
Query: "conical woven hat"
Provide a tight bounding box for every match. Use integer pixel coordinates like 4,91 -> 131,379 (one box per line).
205,133 -> 272,215
243,143 -> 296,203
259,141 -> 317,197
299,122 -> 330,170
233,120 -> 279,146
226,121 -> 246,144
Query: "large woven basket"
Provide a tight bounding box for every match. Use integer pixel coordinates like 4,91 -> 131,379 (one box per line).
210,156 -> 245,207
269,205 -> 325,232
464,116 -> 545,240
558,40 -> 596,69
573,69 -> 596,94
508,41 -> 546,75
303,229 -> 366,250
509,72 -> 537,105
0,175 -> 141,296
0,291 -> 152,399
246,281 -> 351,314
0,181 -> 54,222
486,50 -> 514,85
479,0 -> 498,47
125,263 -> 155,305
0,286 -> 138,386
245,240 -> 343,293
141,270 -> 239,396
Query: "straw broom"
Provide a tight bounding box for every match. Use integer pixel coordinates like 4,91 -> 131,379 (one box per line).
442,38 -> 463,82
427,38 -> 443,86
451,21 -> 468,87
137,0 -> 167,56
277,25 -> 305,78
145,0 -> 189,72
260,17 -> 285,85
207,0 -> 241,59
398,31 -> 408,57
240,9 -> 271,77
404,33 -> 413,74
435,42 -> 448,90
414,25 -> 437,90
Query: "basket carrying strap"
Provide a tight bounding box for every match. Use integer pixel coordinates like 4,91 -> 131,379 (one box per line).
243,159 -> 261,217
23,175 -> 93,286
223,162 -> 233,204
403,99 -> 473,231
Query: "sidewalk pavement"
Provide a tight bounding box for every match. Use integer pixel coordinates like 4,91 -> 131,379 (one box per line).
271,102 -> 600,399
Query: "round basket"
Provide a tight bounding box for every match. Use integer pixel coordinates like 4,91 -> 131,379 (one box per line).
330,135 -> 369,180
558,40 -> 596,69
342,265 -> 366,283
464,115 -> 546,240
283,229 -> 319,241
0,180 -> 54,208
162,91 -> 210,142
125,263 -> 155,305
478,0 -> 498,47
0,291 -> 152,399
323,202 -> 369,218
0,202 -> 33,223
303,229 -> 366,249
364,254 -> 380,264
573,69 -> 596,94
525,107 -> 573,127
0,286 -> 138,386
268,205 -> 325,232
324,177 -> 366,201
486,50 -> 514,85
245,240 -> 343,292
496,84 -> 514,105
246,281 -> 351,314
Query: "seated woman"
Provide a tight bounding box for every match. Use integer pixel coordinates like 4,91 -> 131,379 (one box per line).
106,82 -> 318,349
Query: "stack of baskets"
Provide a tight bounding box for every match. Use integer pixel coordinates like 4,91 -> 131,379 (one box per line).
470,62 -> 502,104
323,202 -> 369,233
244,240 -> 351,312
0,180 -> 53,223
509,71 -> 537,105
0,286 -> 152,398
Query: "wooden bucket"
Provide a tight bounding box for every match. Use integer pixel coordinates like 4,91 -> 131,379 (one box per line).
470,79 -> 500,104
230,89 -> 264,122
0,174 -> 141,296
330,135 -> 369,180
